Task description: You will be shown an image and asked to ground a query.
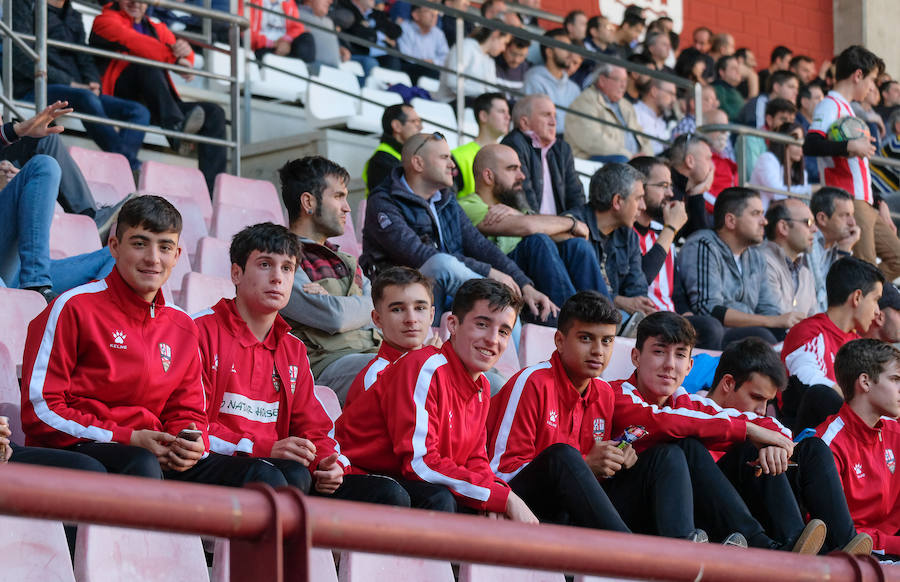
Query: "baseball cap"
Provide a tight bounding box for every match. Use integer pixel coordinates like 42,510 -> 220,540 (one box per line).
879,282 -> 900,311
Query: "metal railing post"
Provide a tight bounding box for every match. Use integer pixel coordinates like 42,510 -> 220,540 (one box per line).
242,25 -> 252,146
737,133 -> 747,187
229,22 -> 242,175
2,0 -> 12,119
693,82 -> 703,127
34,0 -> 47,111
455,17 -> 464,145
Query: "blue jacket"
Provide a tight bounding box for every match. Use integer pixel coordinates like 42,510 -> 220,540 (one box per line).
361,167 -> 532,288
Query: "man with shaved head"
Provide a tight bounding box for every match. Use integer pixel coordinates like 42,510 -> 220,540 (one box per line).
362,133 -> 556,323
458,144 -> 611,312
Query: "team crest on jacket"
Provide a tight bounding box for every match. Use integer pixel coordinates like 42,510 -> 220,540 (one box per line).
593,418 -> 605,440
887,449 -> 896,474
158,343 -> 172,372
288,365 -> 298,393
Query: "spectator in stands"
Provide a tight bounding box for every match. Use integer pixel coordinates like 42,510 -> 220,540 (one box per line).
397,4 -> 449,83
344,267 -> 439,407
564,63 -> 653,163
733,48 -> 760,99
610,11 -> 644,58
862,282 -> 900,344
480,0 -> 521,27
245,0 -> 315,63
362,132 -> 555,321
335,278 -> 540,519
494,36 -> 531,94
797,81 -> 826,184
738,70 -> 800,129
584,15 -> 617,57
90,0 -> 227,191
741,98 -> 799,184
706,337 -> 875,556
803,46 -> 900,281
458,144 -> 609,314
676,187 -> 805,345
875,79 -> 900,122
692,26 -> 712,54
760,199 -> 818,318
808,187 -> 860,312
437,26 -> 510,104
674,47 -> 712,86
872,109 -> 900,194
563,10 -> 587,45
751,122 -> 811,208
487,291 -> 704,540
624,52 -> 655,104
816,339 -> 900,558
279,156 -> 380,405
452,92 -> 510,197
643,30 -> 673,74
704,109 -> 738,199
363,104 -> 422,194
672,84 -> 720,138
781,257 -> 883,431
633,78 -> 677,156
790,55 -> 818,85
12,0 -> 149,173
440,0 -> 474,48
854,82 -> 887,144
333,0 -> 401,75
707,33 -> 735,63
713,55 -> 746,121
501,94 -> 585,214
298,0 -> 344,69
523,29 -> 581,134
758,45 -> 793,97
192,222 -> 408,505
669,133 -> 715,239
149,0 -> 230,42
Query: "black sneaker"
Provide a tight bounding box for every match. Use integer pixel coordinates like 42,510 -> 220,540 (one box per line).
94,193 -> 138,243
25,285 -> 57,304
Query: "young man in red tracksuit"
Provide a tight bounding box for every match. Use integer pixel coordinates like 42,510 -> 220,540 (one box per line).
781,257 -> 884,431
817,339 -> 900,559
335,278 -> 538,521
193,223 -> 408,505
487,291 -> 702,540
344,266 -> 439,408
609,312 -> 825,553
21,196 -> 284,487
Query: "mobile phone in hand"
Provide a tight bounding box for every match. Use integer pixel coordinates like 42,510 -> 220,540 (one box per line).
176,428 -> 202,442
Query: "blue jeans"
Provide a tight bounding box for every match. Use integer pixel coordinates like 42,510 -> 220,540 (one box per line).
418,253 -> 482,323
28,86 -> 150,171
50,248 -> 116,296
589,154 -> 629,164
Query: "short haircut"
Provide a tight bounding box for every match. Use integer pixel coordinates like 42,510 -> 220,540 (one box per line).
480,0 -> 502,17
115,194 -> 182,238
715,54 -> 737,75
621,12 -> 644,28
472,92 -> 508,124
668,132 -> 710,167
770,45 -> 792,63
563,10 -> 584,28
588,162 -> 645,212
764,97 -> 797,118
763,199 -> 791,241
693,26 -> 713,37
381,103 -> 410,137
279,156 -> 350,224
635,311 -> 697,351
710,33 -> 732,53
889,109 -> 900,134
798,81 -> 825,102
713,187 -> 759,231
766,70 -> 799,94
557,291 -> 621,334
371,266 -> 433,306
508,36 -> 530,49
810,186 -> 853,218
834,45 -> 885,82
879,79 -> 899,98
229,222 -> 301,270
826,256 -> 885,307
627,51 -> 654,71
540,28 -> 568,62
628,155 -> 666,178
834,338 -> 900,402
586,15 -> 606,34
511,93 -> 549,127
710,337 -> 787,395
644,30 -> 667,50
789,54 -> 814,68
451,278 -> 523,322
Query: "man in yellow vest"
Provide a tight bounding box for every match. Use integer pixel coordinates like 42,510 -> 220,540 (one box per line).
452,92 -> 511,197
363,104 -> 422,195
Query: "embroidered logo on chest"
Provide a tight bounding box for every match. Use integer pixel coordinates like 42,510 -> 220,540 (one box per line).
592,418 -> 605,440
887,449 -> 896,474
158,343 -> 172,372
109,330 -> 128,350
288,365 -> 298,393
853,463 -> 866,480
547,410 -> 559,429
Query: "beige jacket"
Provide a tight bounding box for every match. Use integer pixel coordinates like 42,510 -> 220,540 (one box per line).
760,241 -> 818,317
563,85 -> 654,159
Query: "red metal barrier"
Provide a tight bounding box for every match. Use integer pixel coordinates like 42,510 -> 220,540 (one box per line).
0,463 -> 897,582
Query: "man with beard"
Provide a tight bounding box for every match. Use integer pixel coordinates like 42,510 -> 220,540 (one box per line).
459,144 -> 612,314
633,79 -> 677,155
523,29 -> 581,135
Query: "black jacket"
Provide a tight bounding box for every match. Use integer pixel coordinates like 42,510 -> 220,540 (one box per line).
333,0 -> 400,56
500,128 -> 585,215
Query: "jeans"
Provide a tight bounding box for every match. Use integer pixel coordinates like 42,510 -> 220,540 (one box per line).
418,253 -> 482,321
51,248 -> 116,296
28,86 -> 150,171
589,154 -> 629,164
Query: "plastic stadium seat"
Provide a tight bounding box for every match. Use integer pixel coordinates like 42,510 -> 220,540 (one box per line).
462,107 -> 478,140
181,272 -> 235,315
0,343 -> 24,445
168,246 -> 192,307
252,53 -> 309,102
210,203 -> 285,244
208,42 -> 254,89
74,525 -> 209,582
518,323 -> 556,368
49,212 -> 102,260
86,180 -> 126,207
459,564 -> 566,582
306,65 -> 361,123
195,236 -> 232,279
410,97 -> 459,148
139,160 -> 213,225
314,385 -> 342,421
211,538 -> 337,582
327,208 -> 362,257
69,146 -> 136,201
436,311 -> 452,341
493,340 -> 521,382
0,288 -> 47,377
416,75 -> 440,95
212,173 -> 285,223
0,515 -> 75,582
364,67 -> 412,91
338,552 -> 454,582
573,158 -> 603,201
347,88 -> 404,134
601,337 -> 636,382
340,59 -> 366,77
148,194 -> 209,263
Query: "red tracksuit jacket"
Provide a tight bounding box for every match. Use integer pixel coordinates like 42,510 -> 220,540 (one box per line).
782,313 -> 858,388
485,351 -> 615,481
344,342 -> 404,409
193,299 -> 349,470
335,343 -> 510,512
817,404 -> 900,554
20,268 -> 208,449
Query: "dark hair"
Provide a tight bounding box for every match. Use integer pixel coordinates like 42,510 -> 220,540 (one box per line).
798,80 -> 826,103
470,25 -> 501,44
734,47 -> 751,61
628,155 -> 666,178
508,36 -> 530,49
371,266 -> 433,306
770,45 -> 792,64
586,15 -> 606,34
674,48 -> 707,83
229,222 -> 301,270
557,291 -> 621,334
716,54 -> 737,76
710,33 -> 732,53
766,70 -> 799,95
563,10 -> 585,28
635,311 -> 697,351
810,186 -> 853,219
834,45 -> 885,82
763,199 -> 791,241
621,12 -> 645,29
588,162 -> 645,212
693,26 -> 713,37
381,103 -> 410,137
627,51 -> 655,70
713,187 -> 759,231
709,337 -> 786,395
766,121 -> 804,187
764,97 -> 797,120
279,156 -> 350,224
480,0 -> 502,17
879,80 -> 899,98
115,194 -> 182,239
472,92 -> 508,124
451,278 -> 523,322
540,28 -> 568,63
826,256 -> 885,307
834,338 -> 900,401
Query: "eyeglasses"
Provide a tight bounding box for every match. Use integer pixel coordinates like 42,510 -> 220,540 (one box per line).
785,217 -> 814,228
411,132 -> 445,157
646,181 -> 673,190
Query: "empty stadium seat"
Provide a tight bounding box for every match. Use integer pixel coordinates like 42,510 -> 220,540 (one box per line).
314,385 -> 342,421
195,236 -> 232,279
410,98 -> 459,149
139,160 -> 213,225
210,203 -> 285,243
212,173 -> 285,223
459,564 -> 566,582
338,552 -> 454,582
168,247 -> 192,307
518,324 -> 556,368
340,59 -> 366,78
601,337 -> 637,382
74,525 -> 209,582
49,212 -> 102,260
150,194 -> 209,263
364,67 -> 412,91
416,76 -> 441,95
573,158 -> 603,201
306,65 -> 361,123
347,88 -> 404,134
211,538 -> 337,582
69,146 -> 135,201
493,340 -> 521,381
252,53 -> 309,102
327,209 -> 362,257
0,515 -> 75,582
0,343 -> 24,446
86,180 -> 126,208
208,42 -> 254,89
0,288 -> 48,377
462,108 -> 478,140
180,272 -> 235,315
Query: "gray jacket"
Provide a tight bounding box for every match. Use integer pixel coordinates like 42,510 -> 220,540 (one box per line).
807,232 -> 851,312
675,229 -> 781,322
759,241 -> 817,317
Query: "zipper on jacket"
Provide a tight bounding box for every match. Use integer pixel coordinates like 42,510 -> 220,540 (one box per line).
477,387 -> 482,403
150,302 -> 155,318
